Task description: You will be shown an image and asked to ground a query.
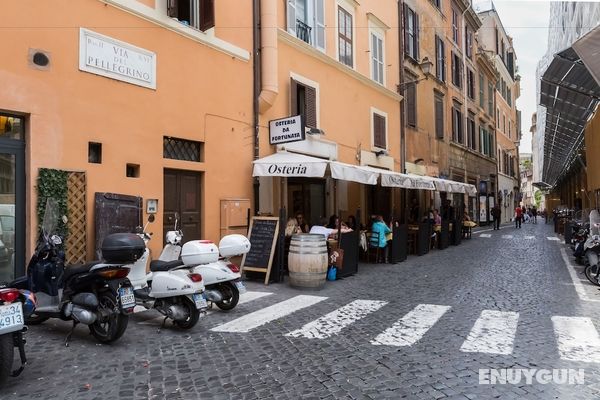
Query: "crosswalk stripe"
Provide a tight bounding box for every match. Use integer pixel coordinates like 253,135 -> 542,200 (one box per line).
286,300 -> 388,339
547,237 -> 561,241
552,316 -> 600,363
501,235 -> 514,239
136,290 -> 274,325
480,234 -> 491,238
210,295 -> 327,333
371,304 -> 451,347
460,310 -> 518,355
525,236 -> 535,240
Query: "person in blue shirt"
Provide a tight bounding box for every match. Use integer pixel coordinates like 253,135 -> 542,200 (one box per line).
370,215 -> 391,249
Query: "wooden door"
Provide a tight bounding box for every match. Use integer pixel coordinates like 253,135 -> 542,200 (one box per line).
164,169 -> 202,244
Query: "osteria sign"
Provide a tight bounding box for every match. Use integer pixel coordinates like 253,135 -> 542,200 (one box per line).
269,115 -> 305,145
79,28 -> 157,89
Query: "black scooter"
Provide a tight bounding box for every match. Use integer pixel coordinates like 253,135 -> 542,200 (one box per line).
10,199 -> 144,345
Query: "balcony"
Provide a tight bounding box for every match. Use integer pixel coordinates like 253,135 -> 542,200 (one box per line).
296,19 -> 312,45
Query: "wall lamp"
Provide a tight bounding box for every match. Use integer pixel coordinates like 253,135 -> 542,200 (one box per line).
307,127 -> 325,135
374,149 -> 388,157
396,57 -> 434,92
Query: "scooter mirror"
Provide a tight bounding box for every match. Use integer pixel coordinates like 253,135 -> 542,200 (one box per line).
61,215 -> 68,224
148,214 -> 155,223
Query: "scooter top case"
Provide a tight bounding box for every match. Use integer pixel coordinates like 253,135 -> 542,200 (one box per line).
181,240 -> 219,265
218,234 -> 250,257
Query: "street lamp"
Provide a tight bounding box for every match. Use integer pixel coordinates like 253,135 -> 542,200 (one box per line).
396,57 -> 434,92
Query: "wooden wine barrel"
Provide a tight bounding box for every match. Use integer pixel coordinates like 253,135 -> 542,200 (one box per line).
288,234 -> 328,289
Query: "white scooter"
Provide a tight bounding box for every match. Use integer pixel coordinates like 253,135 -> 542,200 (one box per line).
157,223 -> 250,311
126,215 -> 207,329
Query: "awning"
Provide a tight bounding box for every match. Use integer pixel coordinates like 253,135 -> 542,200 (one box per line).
330,162 -> 378,185
540,26 -> 600,187
253,151 -> 328,177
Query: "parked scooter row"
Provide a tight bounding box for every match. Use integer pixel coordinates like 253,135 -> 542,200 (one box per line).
569,209 -> 600,286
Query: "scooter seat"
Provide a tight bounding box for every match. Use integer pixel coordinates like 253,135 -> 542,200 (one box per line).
63,261 -> 103,280
150,260 -> 184,272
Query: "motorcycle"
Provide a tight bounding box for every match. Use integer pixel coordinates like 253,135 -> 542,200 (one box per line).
125,215 -> 207,330
153,228 -> 250,311
0,288 -> 35,386
583,210 -> 600,285
10,198 -> 140,345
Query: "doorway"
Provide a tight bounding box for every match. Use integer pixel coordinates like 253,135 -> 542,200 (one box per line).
367,185 -> 391,221
163,169 -> 202,244
287,178 -> 326,227
0,113 -> 25,281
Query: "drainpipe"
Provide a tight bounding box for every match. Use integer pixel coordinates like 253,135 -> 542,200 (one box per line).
258,0 -> 278,113
398,0 -> 407,222
252,0 -> 261,214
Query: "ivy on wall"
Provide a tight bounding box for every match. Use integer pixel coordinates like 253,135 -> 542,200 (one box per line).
36,168 -> 69,237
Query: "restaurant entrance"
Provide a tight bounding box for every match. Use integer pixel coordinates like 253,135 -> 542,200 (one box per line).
287,178 -> 326,226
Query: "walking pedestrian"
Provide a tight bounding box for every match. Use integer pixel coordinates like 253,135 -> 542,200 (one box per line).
515,206 -> 523,228
491,205 -> 501,230
532,206 -> 537,224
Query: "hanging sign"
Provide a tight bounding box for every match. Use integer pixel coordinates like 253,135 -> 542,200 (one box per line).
269,115 -> 305,145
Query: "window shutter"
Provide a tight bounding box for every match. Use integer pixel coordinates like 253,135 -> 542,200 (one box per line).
315,0 -> 325,50
199,0 -> 215,31
287,0 -> 296,35
441,40 -> 445,81
407,83 -> 416,127
291,78 -> 298,115
415,13 -> 419,60
403,4 -> 409,56
435,97 -> 444,139
167,0 -> 178,17
305,85 -> 317,128
374,114 -> 386,149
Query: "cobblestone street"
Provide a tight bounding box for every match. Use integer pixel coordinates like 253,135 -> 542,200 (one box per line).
4,221 -> 600,399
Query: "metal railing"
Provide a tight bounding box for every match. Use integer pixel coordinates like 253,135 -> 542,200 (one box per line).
296,20 -> 312,44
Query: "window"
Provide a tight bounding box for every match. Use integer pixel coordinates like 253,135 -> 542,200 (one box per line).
435,35 -> 445,82
435,92 -> 444,139
451,52 -> 462,88
88,142 -> 102,164
452,105 -> 463,144
404,5 -> 419,60
167,0 -> 214,32
126,163 -> 140,178
371,32 -> 384,84
373,112 -> 387,149
479,127 -> 494,157
467,115 -> 476,150
405,72 -> 417,128
164,137 -> 203,162
496,108 -> 500,128
501,80 -> 507,101
338,6 -> 353,67
452,9 -> 459,45
467,69 -> 475,100
503,114 -> 506,133
465,28 -> 473,59
479,74 -> 485,108
432,0 -> 441,9
287,0 -> 325,50
507,88 -> 512,107
291,78 -> 317,128
508,120 -> 512,138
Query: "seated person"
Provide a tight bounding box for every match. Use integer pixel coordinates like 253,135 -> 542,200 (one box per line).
463,212 -> 477,228
285,217 -> 302,237
309,224 -> 335,239
295,214 -> 310,233
370,215 -> 391,248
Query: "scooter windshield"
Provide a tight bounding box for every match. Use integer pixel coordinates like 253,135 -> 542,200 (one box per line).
590,210 -> 600,236
41,198 -> 60,236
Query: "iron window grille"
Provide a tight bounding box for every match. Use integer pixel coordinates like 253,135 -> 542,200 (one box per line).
163,136 -> 202,162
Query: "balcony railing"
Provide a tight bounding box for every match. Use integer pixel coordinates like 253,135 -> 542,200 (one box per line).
296,19 -> 312,45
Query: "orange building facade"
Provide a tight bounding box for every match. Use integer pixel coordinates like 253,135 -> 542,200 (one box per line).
0,0 -> 254,279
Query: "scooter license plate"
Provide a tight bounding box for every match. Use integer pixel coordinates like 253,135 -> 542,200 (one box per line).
119,287 -> 136,310
0,302 -> 24,334
193,293 -> 208,310
234,281 -> 246,294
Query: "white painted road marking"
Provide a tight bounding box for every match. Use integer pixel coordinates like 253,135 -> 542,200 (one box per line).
286,300 -> 388,339
480,234 -> 492,238
371,304 -> 451,347
210,295 -> 327,333
525,236 -> 535,240
547,237 -> 561,241
552,316 -> 600,363
559,247 -> 600,302
501,235 -> 514,239
136,291 -> 274,325
460,310 -> 519,355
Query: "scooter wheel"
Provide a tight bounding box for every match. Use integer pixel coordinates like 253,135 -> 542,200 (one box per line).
0,333 -> 14,386
89,290 -> 129,343
173,296 -> 200,330
25,313 -> 49,325
215,282 -> 239,311
584,264 -> 600,286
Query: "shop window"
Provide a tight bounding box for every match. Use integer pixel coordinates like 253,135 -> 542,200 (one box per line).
163,136 -> 203,162
88,142 -> 102,164
167,0 -> 214,32
373,112 -> 387,149
291,78 -> 317,128
126,164 -> 140,178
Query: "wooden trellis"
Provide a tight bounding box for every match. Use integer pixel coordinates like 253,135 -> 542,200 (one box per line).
65,172 -> 86,265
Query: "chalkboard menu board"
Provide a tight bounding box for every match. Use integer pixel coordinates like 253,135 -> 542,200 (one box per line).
241,217 -> 280,285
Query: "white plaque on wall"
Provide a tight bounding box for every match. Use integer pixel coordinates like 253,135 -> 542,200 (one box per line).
79,28 -> 156,89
